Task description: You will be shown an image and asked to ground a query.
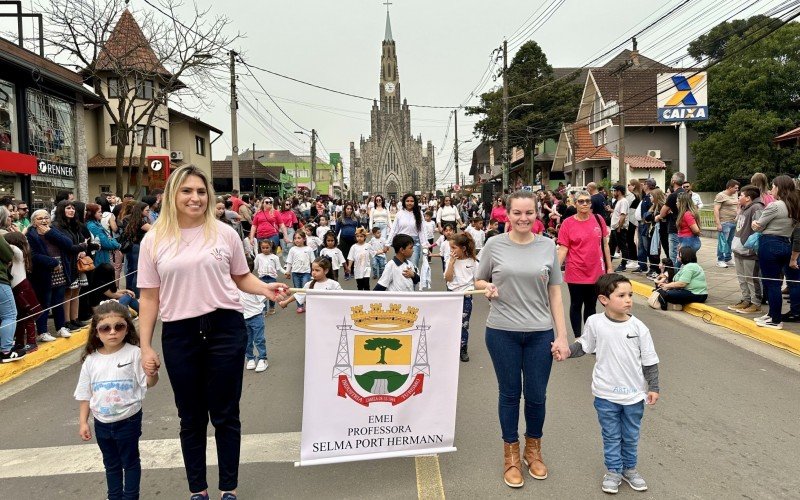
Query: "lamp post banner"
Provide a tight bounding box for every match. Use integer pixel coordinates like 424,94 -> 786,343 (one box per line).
298,290 -> 463,466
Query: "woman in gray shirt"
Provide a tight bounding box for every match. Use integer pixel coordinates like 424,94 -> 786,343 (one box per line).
476,190 -> 570,489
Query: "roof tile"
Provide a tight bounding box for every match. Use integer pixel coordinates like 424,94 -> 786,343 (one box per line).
96,10 -> 170,76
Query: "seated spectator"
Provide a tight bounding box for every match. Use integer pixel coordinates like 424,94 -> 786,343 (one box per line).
652,257 -> 676,287
656,247 -> 707,310
87,263 -> 139,314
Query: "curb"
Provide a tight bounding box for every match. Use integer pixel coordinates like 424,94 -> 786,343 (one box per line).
630,280 -> 800,357
0,327 -> 89,385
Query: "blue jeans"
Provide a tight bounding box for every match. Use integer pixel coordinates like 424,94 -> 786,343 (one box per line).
668,233 -> 680,269
372,255 -> 386,279
0,283 -> 18,352
460,296 -> 473,347
637,223 -> 650,271
281,228 -> 295,255
35,284 -> 66,335
244,314 -> 267,361
410,236 -> 421,271
485,327 -> 554,442
677,235 -> 701,263
291,272 -> 311,289
124,244 -> 140,298
717,221 -> 736,262
594,397 -> 644,473
94,409 -> 142,500
117,294 -> 139,314
758,234 -> 792,323
259,275 -> 276,308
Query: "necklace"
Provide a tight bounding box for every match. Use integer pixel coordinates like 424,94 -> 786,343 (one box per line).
180,227 -> 203,247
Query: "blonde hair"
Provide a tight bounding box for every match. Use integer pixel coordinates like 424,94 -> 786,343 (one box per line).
150,164 -> 217,253
355,226 -> 368,238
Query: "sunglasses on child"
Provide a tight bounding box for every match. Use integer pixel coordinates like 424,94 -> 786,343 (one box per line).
97,322 -> 128,335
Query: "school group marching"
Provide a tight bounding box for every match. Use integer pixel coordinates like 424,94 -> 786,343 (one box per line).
63,164 -> 663,499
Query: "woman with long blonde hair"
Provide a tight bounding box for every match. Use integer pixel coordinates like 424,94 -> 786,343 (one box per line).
137,165 -> 286,499
675,191 -> 701,268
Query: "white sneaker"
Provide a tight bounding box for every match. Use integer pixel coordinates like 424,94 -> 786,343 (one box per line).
57,327 -> 72,338
716,261 -> 728,268
754,313 -> 770,323
245,359 -> 256,370
255,359 -> 269,373
37,332 -> 57,342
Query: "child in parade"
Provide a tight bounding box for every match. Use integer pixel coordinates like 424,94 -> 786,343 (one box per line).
316,216 -> 332,240
284,232 -> 316,303
554,274 -> 660,494
465,216 -> 486,253
370,226 -> 388,279
254,240 -> 284,315
374,234 -> 419,292
445,233 -> 477,362
74,300 -> 158,500
423,211 -> 436,262
320,231 -> 346,281
433,225 -> 454,273
4,232 -> 42,353
240,285 -> 268,373
279,257 -> 342,313
347,227 -> 373,291
304,225 -> 323,257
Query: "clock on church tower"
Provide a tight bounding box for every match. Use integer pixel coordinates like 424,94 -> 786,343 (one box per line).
384,82 -> 396,94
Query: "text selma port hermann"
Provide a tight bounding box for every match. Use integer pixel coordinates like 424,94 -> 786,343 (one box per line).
311,420 -> 444,452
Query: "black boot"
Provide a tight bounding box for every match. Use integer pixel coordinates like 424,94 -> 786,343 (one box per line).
460,345 -> 470,362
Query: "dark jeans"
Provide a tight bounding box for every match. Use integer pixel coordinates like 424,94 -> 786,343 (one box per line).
356,277 -> 370,290
609,227 -> 628,267
637,223 -> 651,272
35,283 -> 66,335
124,243 -> 140,298
566,283 -> 597,338
657,288 -> 708,310
758,234 -> 792,323
460,296 -> 473,347
259,275 -> 276,309
94,410 -> 142,500
485,327 -> 554,442
625,222 -> 638,265
339,236 -> 356,276
162,309 -> 247,493
786,255 -> 800,315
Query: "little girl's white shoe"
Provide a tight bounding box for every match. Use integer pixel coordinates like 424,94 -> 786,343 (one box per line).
245,359 -> 256,370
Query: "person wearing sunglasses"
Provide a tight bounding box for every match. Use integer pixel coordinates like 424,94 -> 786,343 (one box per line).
249,197 -> 288,251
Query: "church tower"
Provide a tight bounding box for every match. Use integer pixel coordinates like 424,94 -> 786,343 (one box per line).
350,9 -> 435,200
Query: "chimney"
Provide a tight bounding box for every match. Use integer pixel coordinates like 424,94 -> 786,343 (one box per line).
630,37 -> 640,67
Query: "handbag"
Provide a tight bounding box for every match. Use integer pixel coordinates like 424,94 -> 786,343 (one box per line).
77,255 -> 95,272
648,289 -> 662,309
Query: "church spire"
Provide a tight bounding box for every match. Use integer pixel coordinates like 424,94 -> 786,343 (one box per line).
384,2 -> 393,42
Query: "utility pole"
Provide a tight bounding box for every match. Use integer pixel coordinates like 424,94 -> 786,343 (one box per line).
310,129 -> 317,198
252,143 -> 256,197
453,110 -> 459,189
502,39 -> 509,194
229,50 -> 240,191
615,37 -> 639,185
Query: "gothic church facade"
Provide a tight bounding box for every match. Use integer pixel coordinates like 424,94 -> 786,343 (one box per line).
349,12 -> 435,200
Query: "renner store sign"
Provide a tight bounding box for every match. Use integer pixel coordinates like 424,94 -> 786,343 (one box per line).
657,72 -> 708,123
37,159 -> 75,178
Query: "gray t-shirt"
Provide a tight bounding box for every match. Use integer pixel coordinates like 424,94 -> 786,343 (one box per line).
476,233 -> 563,331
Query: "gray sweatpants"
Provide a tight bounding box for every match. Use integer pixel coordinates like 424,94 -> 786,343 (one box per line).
734,256 -> 762,306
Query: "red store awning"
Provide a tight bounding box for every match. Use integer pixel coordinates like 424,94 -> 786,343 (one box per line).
0,150 -> 38,175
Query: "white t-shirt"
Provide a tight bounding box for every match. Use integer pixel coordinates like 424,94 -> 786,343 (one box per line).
577,313 -> 660,405
320,247 -> 346,270
254,253 -> 284,278
465,226 -> 485,250
610,197 -> 630,230
422,220 -> 436,241
447,257 -> 476,292
377,257 -> 417,292
306,235 -> 323,252
138,221 -> 250,322
370,235 -> 388,257
73,343 -> 148,423
435,235 -> 451,261
296,278 -> 342,305
316,225 -> 332,240
347,243 -> 373,279
239,290 -> 266,319
286,245 -> 316,274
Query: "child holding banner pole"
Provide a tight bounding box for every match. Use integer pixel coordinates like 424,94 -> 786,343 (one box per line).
445,232 -> 477,363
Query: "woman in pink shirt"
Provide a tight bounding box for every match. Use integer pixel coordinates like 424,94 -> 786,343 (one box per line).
490,198 -> 508,233
279,199 -> 299,254
249,198 -> 288,250
556,190 -> 611,337
676,191 -> 702,267
137,165 -> 285,499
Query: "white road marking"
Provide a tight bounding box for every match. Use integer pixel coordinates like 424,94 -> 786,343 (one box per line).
0,432 -> 301,479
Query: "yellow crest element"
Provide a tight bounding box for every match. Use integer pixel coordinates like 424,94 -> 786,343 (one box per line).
350,303 -> 419,331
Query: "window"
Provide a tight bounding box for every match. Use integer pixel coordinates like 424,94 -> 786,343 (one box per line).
108,78 -> 120,98
135,125 -> 155,146
160,128 -> 168,149
411,169 -> 419,191
195,135 -> 205,156
135,79 -> 154,100
365,170 -> 372,192
26,89 -> 76,164
100,184 -> 110,193
0,79 -> 18,153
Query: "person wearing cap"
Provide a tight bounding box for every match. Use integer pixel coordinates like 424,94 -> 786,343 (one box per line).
609,185 -> 630,273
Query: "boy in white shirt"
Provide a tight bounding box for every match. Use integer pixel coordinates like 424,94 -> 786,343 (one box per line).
465,217 -> 485,252
374,234 -> 419,292
433,225 -> 454,273
304,225 -> 323,256
555,274 -> 660,494
240,290 -> 268,372
369,226 -> 388,279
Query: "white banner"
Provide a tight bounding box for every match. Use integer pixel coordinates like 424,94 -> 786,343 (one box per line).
298,290 -> 463,466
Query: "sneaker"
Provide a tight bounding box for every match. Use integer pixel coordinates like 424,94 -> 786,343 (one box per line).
267,309 -> 276,316
626,263 -> 639,271
66,321 -> 82,332
221,493 -> 237,500
37,332 -> 57,342
24,343 -> 38,353
602,471 -> 622,494
0,347 -> 26,363
297,307 -> 305,314
738,304 -> 762,314
57,327 -> 72,338
760,320 -> 784,330
255,359 -> 269,372
612,252 -> 621,259
613,265 -> 626,273
782,312 -> 800,322
245,359 -> 256,370
630,268 -> 645,274
727,301 -> 749,312
460,346 -> 469,362
622,468 -> 648,491
716,261 -> 728,268
754,313 -> 770,323
646,272 -> 659,280
190,493 -> 209,500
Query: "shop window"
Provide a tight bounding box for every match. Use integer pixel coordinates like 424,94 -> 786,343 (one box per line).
26,89 -> 75,165
160,128 -> 168,149
195,135 -> 205,156
0,79 -> 17,152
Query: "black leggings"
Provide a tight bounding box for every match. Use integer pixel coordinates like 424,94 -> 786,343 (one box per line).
356,277 -> 370,290
567,283 -> 598,338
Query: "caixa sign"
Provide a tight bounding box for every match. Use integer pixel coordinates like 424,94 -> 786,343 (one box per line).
36,159 -> 75,178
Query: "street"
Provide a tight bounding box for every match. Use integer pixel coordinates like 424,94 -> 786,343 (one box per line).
0,270 -> 799,499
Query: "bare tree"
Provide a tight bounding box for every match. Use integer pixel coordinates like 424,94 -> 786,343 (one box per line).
39,0 -> 239,196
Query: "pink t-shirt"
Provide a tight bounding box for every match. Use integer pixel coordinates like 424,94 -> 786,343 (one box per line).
137,220 -> 250,321
252,210 -> 281,238
490,207 -> 508,224
280,209 -> 298,228
557,215 -> 609,284
677,212 -> 697,237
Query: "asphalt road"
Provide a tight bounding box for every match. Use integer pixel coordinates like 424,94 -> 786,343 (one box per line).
1,268 -> 799,499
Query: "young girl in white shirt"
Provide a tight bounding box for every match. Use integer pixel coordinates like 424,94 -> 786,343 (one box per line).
74,301 -> 158,499
279,256 -> 342,313
445,233 -> 477,363
304,225 -> 322,256
284,232 -> 316,303
319,232 -> 346,281
347,227 -> 373,290
253,240 -> 285,315
316,216 -> 332,240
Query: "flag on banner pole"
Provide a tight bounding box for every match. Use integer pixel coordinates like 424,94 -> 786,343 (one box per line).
297,290 -> 463,466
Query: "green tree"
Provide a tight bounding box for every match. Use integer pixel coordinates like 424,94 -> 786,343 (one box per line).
465,41 -> 582,151
687,15 -> 770,62
363,338 -> 403,365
